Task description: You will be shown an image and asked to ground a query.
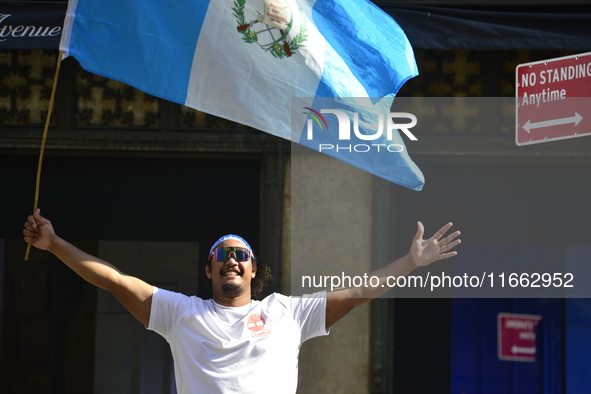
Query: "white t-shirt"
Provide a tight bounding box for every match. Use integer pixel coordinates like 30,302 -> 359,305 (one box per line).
147,287 -> 329,394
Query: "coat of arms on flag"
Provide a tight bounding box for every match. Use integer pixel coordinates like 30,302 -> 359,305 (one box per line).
234,0 -> 308,59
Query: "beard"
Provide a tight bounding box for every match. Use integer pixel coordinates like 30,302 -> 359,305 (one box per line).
222,283 -> 244,298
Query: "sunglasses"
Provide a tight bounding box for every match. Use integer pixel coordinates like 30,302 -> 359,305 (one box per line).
209,246 -> 252,262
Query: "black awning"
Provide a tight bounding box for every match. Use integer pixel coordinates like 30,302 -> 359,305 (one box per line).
1,2 -> 590,51
381,4 -> 591,51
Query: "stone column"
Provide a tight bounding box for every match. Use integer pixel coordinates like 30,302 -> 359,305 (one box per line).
283,148 -> 373,394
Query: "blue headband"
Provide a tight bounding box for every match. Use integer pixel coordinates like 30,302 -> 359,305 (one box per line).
209,234 -> 255,257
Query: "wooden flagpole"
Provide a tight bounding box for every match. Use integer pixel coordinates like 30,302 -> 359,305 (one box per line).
25,50 -> 64,261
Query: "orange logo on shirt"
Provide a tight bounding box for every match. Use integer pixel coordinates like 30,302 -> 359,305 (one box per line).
247,313 -> 271,337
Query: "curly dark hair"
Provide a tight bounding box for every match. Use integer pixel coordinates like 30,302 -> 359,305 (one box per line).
204,255 -> 273,300
249,256 -> 273,299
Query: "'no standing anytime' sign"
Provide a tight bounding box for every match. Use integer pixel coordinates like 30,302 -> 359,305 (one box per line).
516,52 -> 591,146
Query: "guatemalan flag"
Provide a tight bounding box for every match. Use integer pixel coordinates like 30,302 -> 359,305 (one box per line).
60,0 -> 424,190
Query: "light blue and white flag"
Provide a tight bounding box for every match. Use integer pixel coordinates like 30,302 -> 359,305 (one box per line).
60,0 -> 423,190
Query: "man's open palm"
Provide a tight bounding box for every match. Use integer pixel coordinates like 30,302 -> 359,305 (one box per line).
410,222 -> 461,268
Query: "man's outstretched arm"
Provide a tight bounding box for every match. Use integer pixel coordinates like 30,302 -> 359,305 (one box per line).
325,221 -> 461,329
23,209 -> 153,326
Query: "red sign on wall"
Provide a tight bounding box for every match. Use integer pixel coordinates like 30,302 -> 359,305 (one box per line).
516,52 -> 591,145
498,313 -> 542,362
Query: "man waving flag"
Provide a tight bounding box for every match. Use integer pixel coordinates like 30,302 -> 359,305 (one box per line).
60,0 -> 423,190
